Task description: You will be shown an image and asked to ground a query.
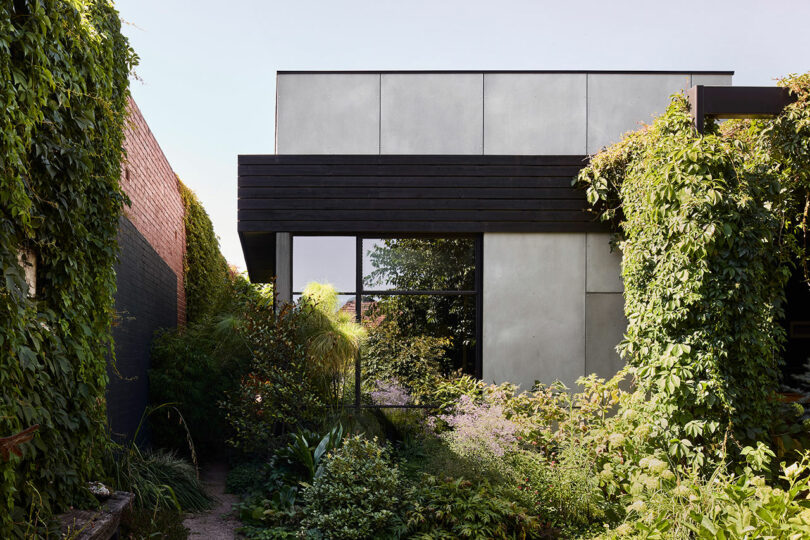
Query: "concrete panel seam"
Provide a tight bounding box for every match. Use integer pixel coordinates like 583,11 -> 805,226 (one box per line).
585,73 -> 589,155
481,73 -> 485,155
583,234 -> 587,378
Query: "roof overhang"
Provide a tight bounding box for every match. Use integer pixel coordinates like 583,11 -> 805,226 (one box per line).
237,154 -> 604,282
688,85 -> 797,133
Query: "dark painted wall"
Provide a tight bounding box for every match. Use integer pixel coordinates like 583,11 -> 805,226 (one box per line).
107,215 -> 177,444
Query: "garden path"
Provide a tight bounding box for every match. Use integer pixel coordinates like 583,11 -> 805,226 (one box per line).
183,462 -> 241,539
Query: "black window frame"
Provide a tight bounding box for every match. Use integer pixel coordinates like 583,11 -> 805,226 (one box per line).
291,233 -> 483,409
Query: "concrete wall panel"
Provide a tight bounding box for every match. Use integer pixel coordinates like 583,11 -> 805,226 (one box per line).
586,233 -> 623,293
483,233 -> 585,389
381,73 -> 483,154
691,73 -> 733,87
484,73 -> 587,155
587,73 -> 692,153
585,293 -> 627,379
276,74 -> 380,154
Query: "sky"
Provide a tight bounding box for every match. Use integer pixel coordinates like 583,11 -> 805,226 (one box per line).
115,0 -> 810,272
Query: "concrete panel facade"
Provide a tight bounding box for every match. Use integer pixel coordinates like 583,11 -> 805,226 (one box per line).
484,73 -> 587,155
276,71 -> 733,157
586,233 -> 623,293
483,232 -> 627,389
586,73 -> 692,153
691,73 -> 733,87
483,233 -> 586,389
275,232 -> 293,306
380,73 -> 483,154
585,293 -> 628,379
276,74 -> 380,154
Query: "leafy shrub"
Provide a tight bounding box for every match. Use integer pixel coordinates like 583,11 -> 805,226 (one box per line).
225,461 -> 276,496
404,475 -> 543,539
149,314 -> 252,457
599,453 -> 810,539
300,436 -> 403,539
362,320 -> 449,401
220,303 -> 328,455
276,424 -> 344,483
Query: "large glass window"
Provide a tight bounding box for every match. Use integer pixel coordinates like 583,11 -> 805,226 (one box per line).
291,235 -> 481,407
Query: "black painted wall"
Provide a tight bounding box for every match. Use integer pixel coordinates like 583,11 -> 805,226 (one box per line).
107,215 -> 177,445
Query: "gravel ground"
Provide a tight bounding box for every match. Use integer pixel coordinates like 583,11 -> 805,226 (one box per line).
183,463 -> 241,539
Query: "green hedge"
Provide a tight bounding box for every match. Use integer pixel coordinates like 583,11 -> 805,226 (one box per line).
179,180 -> 231,322
0,0 -> 135,535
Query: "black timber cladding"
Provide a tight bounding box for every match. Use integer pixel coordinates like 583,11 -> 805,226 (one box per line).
238,154 -> 602,233
238,154 -> 605,280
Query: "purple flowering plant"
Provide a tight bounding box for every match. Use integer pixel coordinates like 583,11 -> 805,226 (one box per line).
369,379 -> 411,406
439,393 -> 520,460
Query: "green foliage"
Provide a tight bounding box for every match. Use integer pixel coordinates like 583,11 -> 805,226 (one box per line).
599,454 -> 810,539
276,424 -> 344,483
577,76 -> 810,462
149,312 -> 252,457
109,447 -> 212,512
0,0 -> 135,534
366,238 -> 476,374
404,475 -> 542,539
220,303 -> 328,455
362,320 -> 449,402
300,436 -> 403,539
225,461 -> 275,496
180,180 -> 231,322
119,507 -> 189,540
299,282 -> 367,410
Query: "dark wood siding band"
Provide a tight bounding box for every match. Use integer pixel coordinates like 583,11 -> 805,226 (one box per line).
237,154 -> 601,234
239,198 -> 587,210
238,221 -> 607,234
238,176 -> 578,188
239,187 -> 586,199
238,154 -> 588,166
239,164 -> 584,177
237,154 -> 607,279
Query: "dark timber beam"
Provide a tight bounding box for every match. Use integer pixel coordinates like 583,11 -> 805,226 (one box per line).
688,85 -> 797,134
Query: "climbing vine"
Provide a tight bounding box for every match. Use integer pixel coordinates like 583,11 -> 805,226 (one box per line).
179,180 -> 232,322
0,1 -> 135,535
577,74 -> 810,466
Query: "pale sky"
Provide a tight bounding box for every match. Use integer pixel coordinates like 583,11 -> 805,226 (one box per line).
115,0 -> 810,270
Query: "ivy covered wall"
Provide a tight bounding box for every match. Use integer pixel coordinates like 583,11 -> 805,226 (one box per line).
578,74 -> 810,465
180,180 -> 232,322
0,0 -> 135,534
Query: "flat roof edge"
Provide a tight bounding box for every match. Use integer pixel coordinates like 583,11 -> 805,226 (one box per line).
277,70 -> 735,75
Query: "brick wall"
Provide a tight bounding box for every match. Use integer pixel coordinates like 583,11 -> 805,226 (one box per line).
120,98 -> 186,324
108,216 -> 178,444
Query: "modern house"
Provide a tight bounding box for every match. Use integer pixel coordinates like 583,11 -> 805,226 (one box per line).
238,70 -> 735,390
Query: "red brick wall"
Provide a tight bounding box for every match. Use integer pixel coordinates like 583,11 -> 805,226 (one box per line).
120,98 -> 186,325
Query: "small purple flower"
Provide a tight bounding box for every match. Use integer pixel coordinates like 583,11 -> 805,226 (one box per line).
438,394 -> 519,458
370,379 -> 411,406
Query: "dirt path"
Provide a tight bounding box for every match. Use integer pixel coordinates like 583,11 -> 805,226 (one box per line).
183,462 -> 241,539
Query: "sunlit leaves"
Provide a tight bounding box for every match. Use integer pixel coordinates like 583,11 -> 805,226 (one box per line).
577,79 -> 810,467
